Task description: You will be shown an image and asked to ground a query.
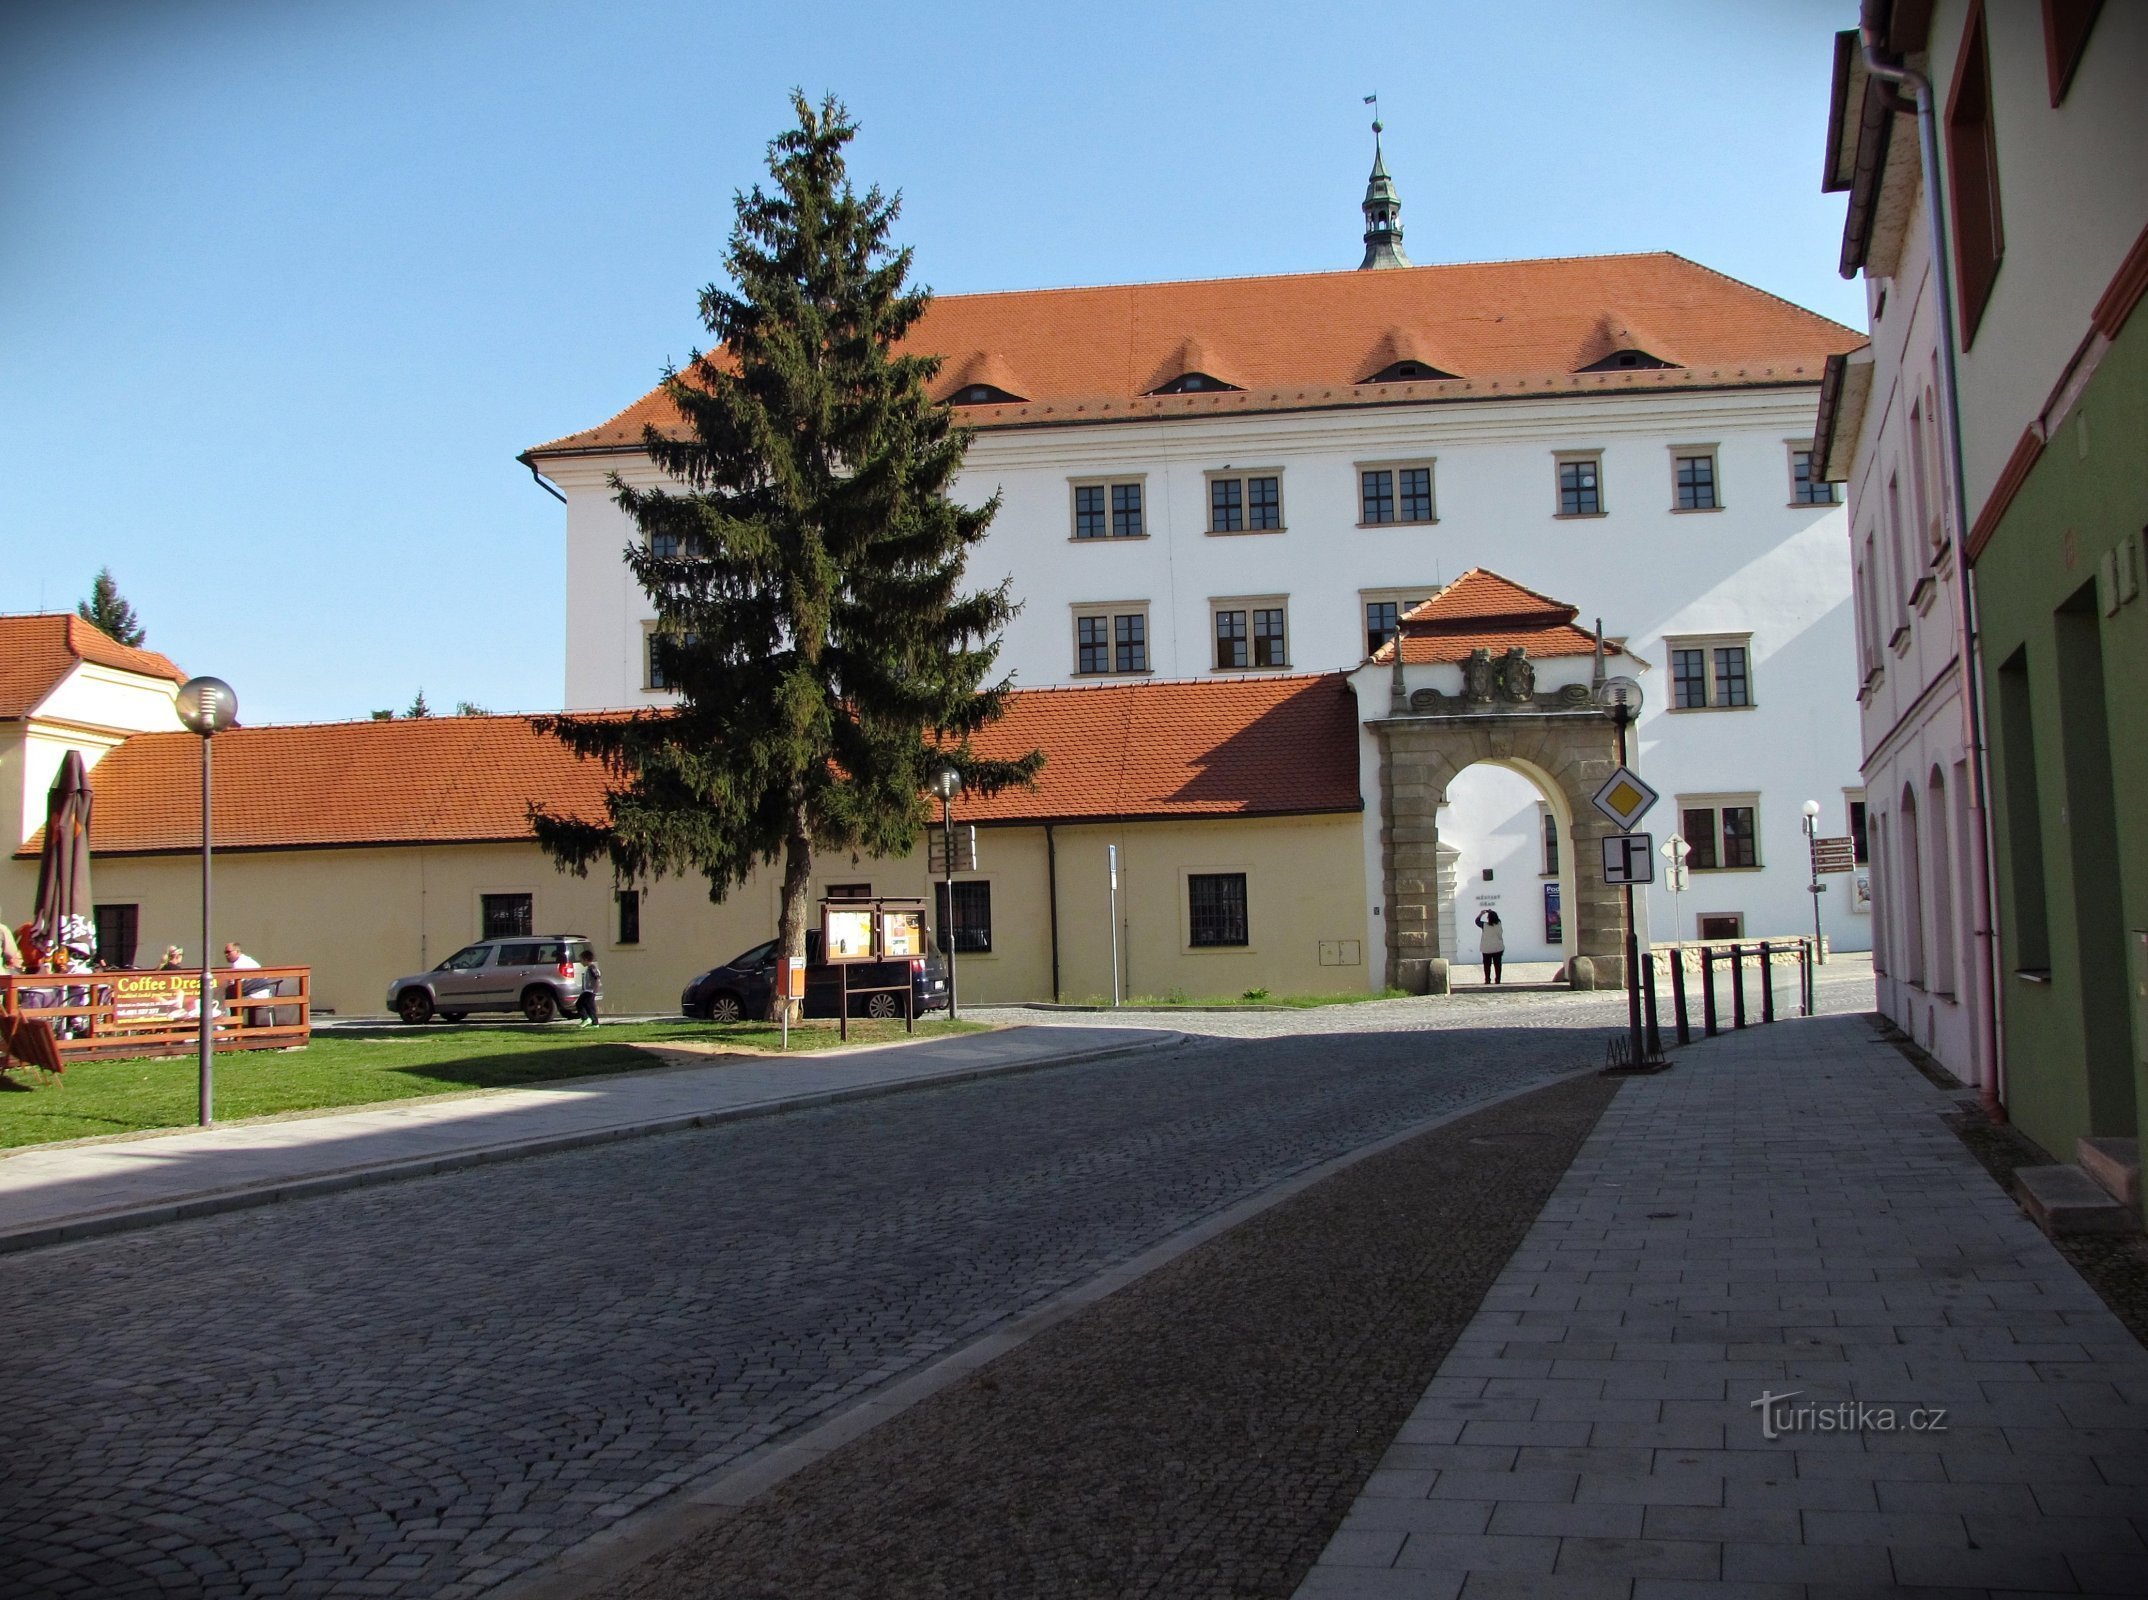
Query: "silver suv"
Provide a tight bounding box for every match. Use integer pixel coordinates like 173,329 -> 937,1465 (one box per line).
385,935 -> 600,1025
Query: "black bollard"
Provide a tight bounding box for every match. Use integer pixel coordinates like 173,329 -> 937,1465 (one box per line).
1643,954 -> 1663,1059
1671,948 -> 1691,1045
1760,940 -> 1776,1023
1701,947 -> 1719,1037
1731,943 -> 1747,1029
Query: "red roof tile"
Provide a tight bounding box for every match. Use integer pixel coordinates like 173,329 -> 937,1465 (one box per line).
0,615 -> 185,719
1372,569 -> 1601,666
527,253 -> 1864,456
33,676 -> 1363,857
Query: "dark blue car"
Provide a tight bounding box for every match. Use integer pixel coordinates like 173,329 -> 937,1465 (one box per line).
680,933 -> 952,1022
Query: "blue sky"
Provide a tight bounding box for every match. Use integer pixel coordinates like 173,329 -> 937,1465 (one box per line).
0,0 -> 1861,725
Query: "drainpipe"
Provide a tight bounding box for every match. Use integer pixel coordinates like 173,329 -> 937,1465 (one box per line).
1045,823 -> 1061,1004
518,453 -> 567,504
1860,26 -> 2005,1118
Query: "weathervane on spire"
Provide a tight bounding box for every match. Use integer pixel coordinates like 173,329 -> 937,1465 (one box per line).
1357,94 -> 1411,270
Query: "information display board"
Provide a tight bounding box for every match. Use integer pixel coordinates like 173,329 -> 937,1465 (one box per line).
820,904 -> 877,962
879,907 -> 924,958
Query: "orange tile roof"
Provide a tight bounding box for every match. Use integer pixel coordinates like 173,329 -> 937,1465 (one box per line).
32,676 -> 1362,858
1371,568 -> 1602,666
0,614 -> 185,719
527,253 -> 1864,456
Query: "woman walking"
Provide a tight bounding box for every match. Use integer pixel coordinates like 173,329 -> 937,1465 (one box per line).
1474,909 -> 1505,986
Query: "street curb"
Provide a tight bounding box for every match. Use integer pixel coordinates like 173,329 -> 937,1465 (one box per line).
0,1033 -> 1185,1258
488,1062 -> 1607,1600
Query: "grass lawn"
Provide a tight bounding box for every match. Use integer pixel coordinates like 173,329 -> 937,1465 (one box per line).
0,1016 -> 985,1149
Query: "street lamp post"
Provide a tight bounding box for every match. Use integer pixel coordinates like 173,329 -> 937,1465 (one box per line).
931,762 -> 964,1020
1595,674 -> 1646,1067
1802,798 -> 1826,966
176,677 -> 238,1126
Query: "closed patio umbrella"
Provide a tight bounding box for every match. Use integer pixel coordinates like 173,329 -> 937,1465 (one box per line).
32,750 -> 96,966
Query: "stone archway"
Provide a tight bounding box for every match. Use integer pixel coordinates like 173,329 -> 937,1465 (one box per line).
1373,703 -> 1626,992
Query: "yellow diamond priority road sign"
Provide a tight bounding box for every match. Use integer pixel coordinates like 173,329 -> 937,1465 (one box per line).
1590,765 -> 1659,831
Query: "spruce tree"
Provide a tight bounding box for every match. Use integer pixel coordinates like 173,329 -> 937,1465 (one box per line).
532,93 -> 1039,1016
404,689 -> 433,719
78,568 -> 146,646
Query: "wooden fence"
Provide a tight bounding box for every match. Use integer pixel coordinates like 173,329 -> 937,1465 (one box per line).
0,966 -> 311,1071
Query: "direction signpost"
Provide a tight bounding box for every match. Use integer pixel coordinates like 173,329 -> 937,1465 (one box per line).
1591,678 -> 1653,1067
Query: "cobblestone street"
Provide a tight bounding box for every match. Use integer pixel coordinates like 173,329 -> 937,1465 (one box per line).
0,988 -> 1660,1599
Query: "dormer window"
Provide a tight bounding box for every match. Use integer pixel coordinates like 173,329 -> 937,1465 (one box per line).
1577,348 -> 1676,373
1362,359 -> 1458,384
953,383 -> 1023,405
1150,371 -> 1239,396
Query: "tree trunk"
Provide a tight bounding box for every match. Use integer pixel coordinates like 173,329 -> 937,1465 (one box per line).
770,804 -> 814,1022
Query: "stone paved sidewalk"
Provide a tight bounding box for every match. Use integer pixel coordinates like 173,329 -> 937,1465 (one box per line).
0,1024 -> 1176,1252
1296,1012 -> 2148,1598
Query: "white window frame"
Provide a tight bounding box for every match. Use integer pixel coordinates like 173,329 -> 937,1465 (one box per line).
1354,458 -> 1438,527
1068,475 -> 1149,541
1209,594 -> 1292,672
1071,601 -> 1152,677
1664,633 -> 1757,712
1670,443 -> 1723,513
1203,467 -> 1286,535
1553,449 -> 1607,518
1675,792 -> 1763,872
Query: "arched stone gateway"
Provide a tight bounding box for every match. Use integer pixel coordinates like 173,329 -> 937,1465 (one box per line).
1348,570 -> 1647,993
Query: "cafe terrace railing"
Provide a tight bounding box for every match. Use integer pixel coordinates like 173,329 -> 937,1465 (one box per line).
0,966 -> 312,1071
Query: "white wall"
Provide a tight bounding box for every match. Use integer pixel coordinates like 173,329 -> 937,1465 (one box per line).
550,382 -> 1868,953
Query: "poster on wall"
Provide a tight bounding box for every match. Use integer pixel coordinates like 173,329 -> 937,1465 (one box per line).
820,904 -> 876,962
879,907 -> 924,959
1543,881 -> 1563,945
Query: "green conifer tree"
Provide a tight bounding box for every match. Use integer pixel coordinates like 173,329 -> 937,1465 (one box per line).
532,93 -> 1038,1016
77,568 -> 146,646
404,690 -> 433,719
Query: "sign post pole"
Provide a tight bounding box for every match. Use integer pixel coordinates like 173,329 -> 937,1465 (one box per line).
1107,844 -> 1121,1008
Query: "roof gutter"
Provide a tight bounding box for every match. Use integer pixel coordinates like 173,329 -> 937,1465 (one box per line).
516,452 -> 567,504
1858,22 -> 2004,1120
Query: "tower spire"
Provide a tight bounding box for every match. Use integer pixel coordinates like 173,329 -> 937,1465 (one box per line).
1359,96 -> 1411,270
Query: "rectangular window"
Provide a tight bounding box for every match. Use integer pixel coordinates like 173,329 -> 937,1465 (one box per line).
1212,600 -> 1288,670
1995,647 -> 2050,969
1074,608 -> 1148,675
1187,872 -> 1249,947
1361,469 -> 1395,524
826,882 -> 872,899
1848,797 -> 1869,865
1114,612 -> 1146,673
1207,472 -> 1283,534
1697,913 -> 1745,942
1366,600 -> 1401,657
1073,484 -> 1106,539
1071,480 -> 1144,539
1674,451 -> 1719,511
1111,482 -> 1143,538
650,530 -> 682,560
1672,648 -> 1708,709
934,880 -> 993,954
1215,608 -> 1248,669
616,888 -> 641,946
1790,446 -> 1839,505
1678,797 -> 1761,871
482,893 -> 534,939
1540,807 -> 1559,877
1946,1 -> 2003,341
1359,462 -> 1435,525
1557,455 -> 1603,516
645,628 -> 698,692
93,903 -> 140,968
1665,636 -> 1755,709
1210,477 -> 1242,532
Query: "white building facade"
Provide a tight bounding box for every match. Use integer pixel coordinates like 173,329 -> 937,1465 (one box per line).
530,233 -> 1871,979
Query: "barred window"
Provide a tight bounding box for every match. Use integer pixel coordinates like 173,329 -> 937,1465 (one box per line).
1187,872 -> 1249,947
934,880 -> 993,954
616,889 -> 641,946
94,903 -> 140,967
482,893 -> 534,939
1558,456 -> 1602,516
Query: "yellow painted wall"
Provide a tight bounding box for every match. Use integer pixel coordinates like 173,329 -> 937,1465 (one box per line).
4,811 -> 1372,1015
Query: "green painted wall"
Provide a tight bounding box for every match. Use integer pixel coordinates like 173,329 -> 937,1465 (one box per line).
1974,308 -> 2148,1177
